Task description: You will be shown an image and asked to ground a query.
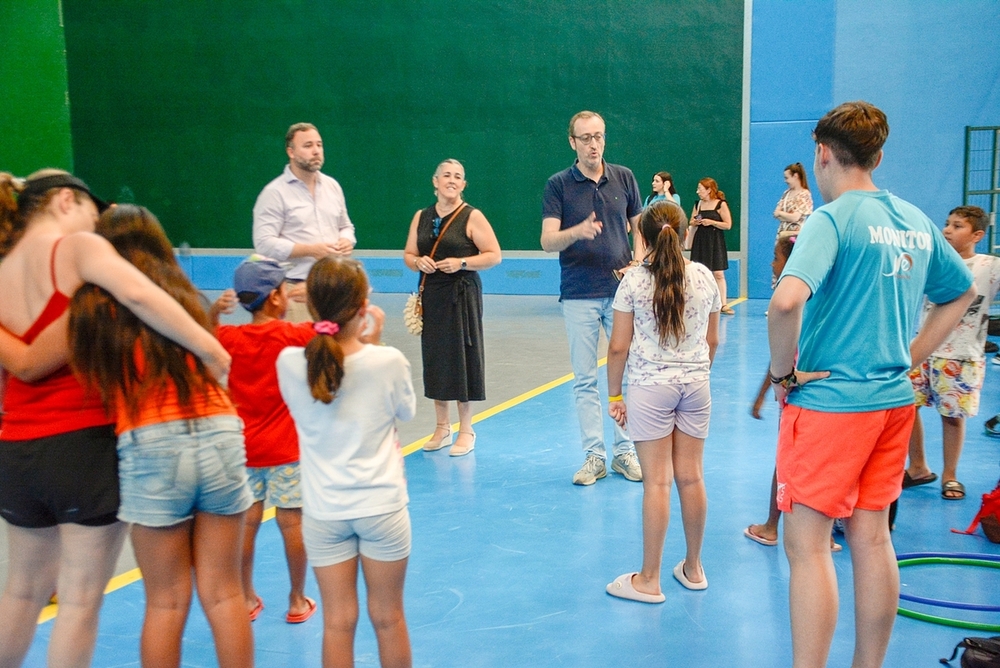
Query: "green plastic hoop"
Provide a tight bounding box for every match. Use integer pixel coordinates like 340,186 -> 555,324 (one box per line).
896,557 -> 1000,632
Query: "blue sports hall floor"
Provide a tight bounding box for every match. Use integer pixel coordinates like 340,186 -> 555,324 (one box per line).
19,297 -> 1000,667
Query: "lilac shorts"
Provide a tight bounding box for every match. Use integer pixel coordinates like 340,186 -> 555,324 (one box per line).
626,380 -> 712,441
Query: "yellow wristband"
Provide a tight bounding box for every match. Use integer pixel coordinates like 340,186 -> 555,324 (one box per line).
608,394 -> 623,402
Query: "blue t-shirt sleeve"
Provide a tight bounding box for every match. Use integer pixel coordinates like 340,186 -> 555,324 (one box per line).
542,177 -> 564,222
924,226 -> 974,304
777,211 -> 839,294
625,171 -> 642,219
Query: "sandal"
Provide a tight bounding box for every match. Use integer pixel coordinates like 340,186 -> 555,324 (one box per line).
720,305 -> 735,315
941,480 -> 966,500
422,423 -> 453,452
902,470 -> 938,488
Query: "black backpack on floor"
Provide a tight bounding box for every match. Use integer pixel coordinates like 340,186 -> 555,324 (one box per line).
940,636 -> 1000,667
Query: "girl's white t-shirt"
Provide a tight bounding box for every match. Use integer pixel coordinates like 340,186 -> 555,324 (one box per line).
612,262 -> 721,386
277,344 -> 416,521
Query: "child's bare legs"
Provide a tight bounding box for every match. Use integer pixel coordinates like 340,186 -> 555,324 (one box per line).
748,469 -> 781,543
673,428 -> 707,583
0,521 -> 125,668
843,507 -> 898,668
940,415 -> 965,494
783,503 -> 838,668
453,401 -> 475,451
193,512 -> 253,668
131,522 -> 195,667
132,513 -> 252,668
361,556 -> 411,668
275,507 -> 311,615
713,271 -> 730,311
241,501 -> 265,613
905,411 -> 934,480
314,558 -> 360,668
631,433 -> 674,596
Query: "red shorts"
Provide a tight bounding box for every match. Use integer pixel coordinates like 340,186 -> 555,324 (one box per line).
776,403 -> 914,518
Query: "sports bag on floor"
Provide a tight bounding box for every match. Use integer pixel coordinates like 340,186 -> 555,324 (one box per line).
940,636 -> 1000,667
952,482 -> 1000,544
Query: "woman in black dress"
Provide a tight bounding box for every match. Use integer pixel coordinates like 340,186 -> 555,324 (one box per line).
689,177 -> 734,314
403,159 -> 501,456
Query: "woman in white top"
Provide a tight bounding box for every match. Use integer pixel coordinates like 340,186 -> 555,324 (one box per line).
605,201 -> 720,603
277,257 -> 416,668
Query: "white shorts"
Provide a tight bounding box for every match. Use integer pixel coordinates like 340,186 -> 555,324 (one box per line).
303,507 -> 411,567
626,380 -> 712,441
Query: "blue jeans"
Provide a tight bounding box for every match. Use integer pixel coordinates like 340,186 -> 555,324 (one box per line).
562,298 -> 634,459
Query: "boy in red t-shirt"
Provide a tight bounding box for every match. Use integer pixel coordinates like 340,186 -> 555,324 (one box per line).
213,256 -> 318,624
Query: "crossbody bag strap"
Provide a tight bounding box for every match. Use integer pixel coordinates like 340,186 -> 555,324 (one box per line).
418,203 -> 467,293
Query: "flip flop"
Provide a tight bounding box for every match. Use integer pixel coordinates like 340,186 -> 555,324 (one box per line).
249,596 -> 264,622
743,525 -> 778,546
285,597 -> 317,624
606,572 -> 665,604
902,470 -> 938,489
831,541 -> 843,553
941,480 -> 966,500
672,560 -> 708,591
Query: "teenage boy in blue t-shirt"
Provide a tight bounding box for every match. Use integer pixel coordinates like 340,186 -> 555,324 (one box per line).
768,101 -> 975,668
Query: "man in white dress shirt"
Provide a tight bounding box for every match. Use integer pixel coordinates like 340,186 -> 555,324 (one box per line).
253,122 -> 357,321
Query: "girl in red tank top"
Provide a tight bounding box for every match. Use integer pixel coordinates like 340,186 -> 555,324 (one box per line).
0,172 -> 232,668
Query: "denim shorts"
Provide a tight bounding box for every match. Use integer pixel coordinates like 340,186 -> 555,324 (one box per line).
303,507 -> 411,567
247,462 -> 302,509
117,415 -> 253,527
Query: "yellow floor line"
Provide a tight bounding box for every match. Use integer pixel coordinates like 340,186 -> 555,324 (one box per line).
37,349 -> 617,623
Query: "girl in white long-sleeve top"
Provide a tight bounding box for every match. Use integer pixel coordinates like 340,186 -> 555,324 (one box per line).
277,256 -> 416,668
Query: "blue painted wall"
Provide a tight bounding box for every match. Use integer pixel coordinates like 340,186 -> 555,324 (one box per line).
748,0 -> 1000,299
184,253 -> 740,299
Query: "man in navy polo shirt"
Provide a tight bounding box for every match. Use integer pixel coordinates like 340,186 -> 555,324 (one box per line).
542,110 -> 643,485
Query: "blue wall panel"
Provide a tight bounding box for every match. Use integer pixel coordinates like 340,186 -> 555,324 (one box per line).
832,0 -> 1000,229
747,121 -> 818,299
750,0 -> 835,123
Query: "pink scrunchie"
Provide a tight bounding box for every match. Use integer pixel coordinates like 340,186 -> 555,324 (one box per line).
314,320 -> 340,336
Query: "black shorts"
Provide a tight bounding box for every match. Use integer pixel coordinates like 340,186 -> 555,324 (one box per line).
0,425 -> 120,528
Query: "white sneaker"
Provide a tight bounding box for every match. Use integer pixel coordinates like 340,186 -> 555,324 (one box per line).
992,354 -> 1000,366
611,451 -> 643,482
573,454 -> 607,486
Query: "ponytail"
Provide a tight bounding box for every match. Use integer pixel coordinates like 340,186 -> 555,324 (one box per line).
640,201 -> 688,346
304,257 -> 369,404
306,328 -> 346,403
0,173 -> 26,257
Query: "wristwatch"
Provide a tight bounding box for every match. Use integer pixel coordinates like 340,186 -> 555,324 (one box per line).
460,259 -> 467,269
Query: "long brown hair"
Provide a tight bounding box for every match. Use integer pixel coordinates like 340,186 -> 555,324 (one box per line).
68,204 -> 219,419
655,171 -> 677,196
305,256 -> 369,403
0,169 -> 88,257
698,177 -> 726,202
784,162 -> 810,191
640,201 -> 689,346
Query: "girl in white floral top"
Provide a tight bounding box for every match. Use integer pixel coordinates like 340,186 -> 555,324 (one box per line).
773,162 -> 814,235
604,201 -> 720,604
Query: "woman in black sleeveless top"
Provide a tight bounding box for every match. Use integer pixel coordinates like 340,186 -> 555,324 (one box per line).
403,159 -> 502,456
689,177 -> 734,314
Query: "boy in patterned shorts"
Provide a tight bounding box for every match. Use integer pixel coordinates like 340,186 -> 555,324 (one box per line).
213,256 -> 319,624
904,206 -> 1000,500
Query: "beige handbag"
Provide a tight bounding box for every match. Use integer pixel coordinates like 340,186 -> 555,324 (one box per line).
403,204 -> 466,335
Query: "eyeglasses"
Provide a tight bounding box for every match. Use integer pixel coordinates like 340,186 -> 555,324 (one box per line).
432,217 -> 443,238
572,133 -> 606,145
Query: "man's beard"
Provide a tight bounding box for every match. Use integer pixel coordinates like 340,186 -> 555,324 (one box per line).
294,156 -> 323,172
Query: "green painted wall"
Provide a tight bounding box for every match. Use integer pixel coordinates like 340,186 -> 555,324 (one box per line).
0,0 -> 73,174
63,1 -> 743,251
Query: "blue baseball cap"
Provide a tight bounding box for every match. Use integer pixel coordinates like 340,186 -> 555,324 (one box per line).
233,255 -> 287,312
